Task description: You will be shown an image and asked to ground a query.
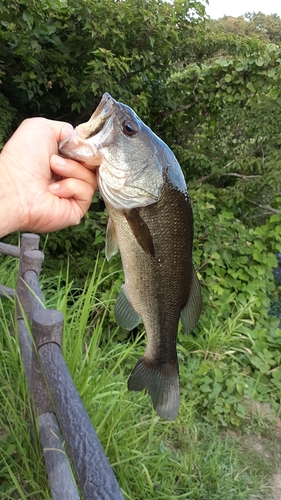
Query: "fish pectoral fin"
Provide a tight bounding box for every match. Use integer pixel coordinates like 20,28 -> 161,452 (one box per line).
105,217 -> 119,261
123,208 -> 155,257
181,265 -> 202,333
114,286 -> 141,330
128,357 -> 180,421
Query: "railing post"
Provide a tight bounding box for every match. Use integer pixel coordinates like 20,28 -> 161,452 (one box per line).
32,309 -> 80,500
15,234 -> 44,388
16,251 -> 44,322
33,309 -> 125,500
16,233 -> 41,295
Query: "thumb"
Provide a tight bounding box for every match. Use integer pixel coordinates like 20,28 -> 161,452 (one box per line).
42,118 -> 74,143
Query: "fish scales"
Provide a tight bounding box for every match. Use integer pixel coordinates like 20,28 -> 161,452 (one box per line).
59,93 -> 201,420
108,177 -> 193,360
107,177 -> 194,420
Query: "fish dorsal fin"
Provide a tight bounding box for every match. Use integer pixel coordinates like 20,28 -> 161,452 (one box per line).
114,286 -> 141,330
123,208 -> 155,257
105,217 -> 119,261
181,265 -> 202,333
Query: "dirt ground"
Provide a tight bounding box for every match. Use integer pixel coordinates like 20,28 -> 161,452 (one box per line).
249,434 -> 281,500
242,401 -> 281,500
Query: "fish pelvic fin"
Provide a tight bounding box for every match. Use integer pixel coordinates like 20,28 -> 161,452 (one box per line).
105,217 -> 119,261
128,357 -> 180,421
181,265 -> 202,333
114,286 -> 141,330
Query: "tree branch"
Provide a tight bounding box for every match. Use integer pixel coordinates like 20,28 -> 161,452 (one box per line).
249,201 -> 281,214
152,102 -> 196,127
222,173 -> 262,180
198,163 -> 262,183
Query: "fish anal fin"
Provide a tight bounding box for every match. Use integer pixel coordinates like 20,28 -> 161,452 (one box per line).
106,217 -> 119,261
181,265 -> 202,333
128,356 -> 180,421
114,286 -> 141,330
123,208 -> 155,257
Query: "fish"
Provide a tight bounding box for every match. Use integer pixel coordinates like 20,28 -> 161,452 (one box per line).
59,93 -> 201,420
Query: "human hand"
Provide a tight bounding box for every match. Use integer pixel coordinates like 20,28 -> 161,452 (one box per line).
0,118 -> 98,238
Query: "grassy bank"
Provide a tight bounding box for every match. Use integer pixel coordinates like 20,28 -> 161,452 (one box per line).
0,254 -> 280,499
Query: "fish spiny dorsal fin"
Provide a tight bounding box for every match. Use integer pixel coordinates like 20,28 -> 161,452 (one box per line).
114,286 -> 141,330
123,208 -> 155,257
105,217 -> 119,261
128,357 -> 180,420
181,265 -> 202,333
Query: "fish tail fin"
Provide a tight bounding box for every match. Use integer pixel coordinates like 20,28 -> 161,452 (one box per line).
128,357 -> 180,420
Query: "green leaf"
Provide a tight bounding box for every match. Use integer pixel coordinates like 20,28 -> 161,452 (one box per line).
250,355 -> 270,373
267,68 -> 277,78
246,82 -> 256,93
22,11 -> 34,29
224,74 -> 233,82
256,57 -> 265,67
235,63 -> 246,72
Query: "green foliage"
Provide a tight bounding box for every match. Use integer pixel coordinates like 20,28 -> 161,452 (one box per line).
179,303 -> 281,426
209,12 -> 281,43
161,42 -> 281,222
0,0 -> 206,132
1,0 -> 281,437
0,94 -> 15,148
1,1 -> 280,220
171,185 -> 281,426
192,185 -> 281,317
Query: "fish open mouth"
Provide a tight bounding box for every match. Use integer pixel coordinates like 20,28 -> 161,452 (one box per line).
76,93 -> 115,140
59,93 -> 116,166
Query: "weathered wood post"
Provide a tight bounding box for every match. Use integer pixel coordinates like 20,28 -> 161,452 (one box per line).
33,309 -> 125,500
32,310 -> 80,500
15,233 -> 44,388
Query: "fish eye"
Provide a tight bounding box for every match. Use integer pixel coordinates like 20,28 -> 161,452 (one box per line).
122,120 -> 138,136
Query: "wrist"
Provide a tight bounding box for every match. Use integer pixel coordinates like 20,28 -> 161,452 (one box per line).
0,153 -> 21,238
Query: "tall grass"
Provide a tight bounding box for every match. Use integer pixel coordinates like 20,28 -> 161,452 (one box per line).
0,255 -> 275,499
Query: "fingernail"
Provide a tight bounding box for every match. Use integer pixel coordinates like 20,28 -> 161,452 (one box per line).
49,183 -> 60,192
61,123 -> 74,138
55,156 -> 66,167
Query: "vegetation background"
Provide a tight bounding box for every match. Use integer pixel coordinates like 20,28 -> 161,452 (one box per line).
0,0 -> 281,498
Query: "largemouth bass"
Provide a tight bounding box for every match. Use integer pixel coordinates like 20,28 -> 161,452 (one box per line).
59,93 -> 201,420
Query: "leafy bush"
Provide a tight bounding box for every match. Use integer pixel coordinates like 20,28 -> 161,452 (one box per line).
177,186 -> 281,425
1,0 -> 281,428
0,93 -> 15,148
